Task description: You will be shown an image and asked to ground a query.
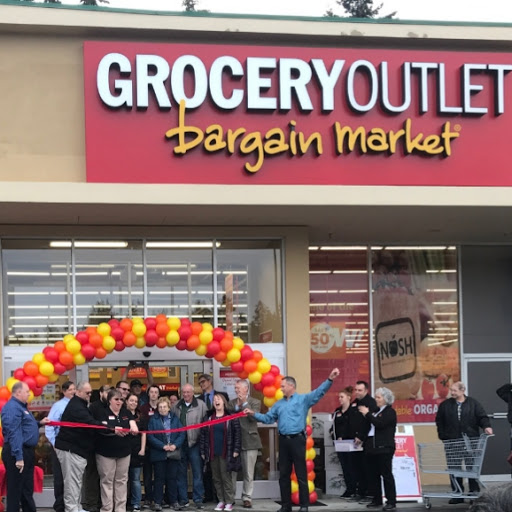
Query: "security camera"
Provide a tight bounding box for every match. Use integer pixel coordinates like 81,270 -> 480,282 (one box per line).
142,351 -> 151,358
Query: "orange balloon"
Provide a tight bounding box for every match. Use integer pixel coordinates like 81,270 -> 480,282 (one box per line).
155,314 -> 167,324
220,338 -> 234,353
53,341 -> 66,353
291,471 -> 297,482
274,375 -> 283,387
190,322 -> 203,335
23,361 -> 39,377
89,333 -> 103,348
120,318 -> 133,332
263,385 -> 277,398
35,374 -> 49,388
58,351 -> 73,366
252,350 -> 263,362
223,331 -> 234,341
95,347 -> 107,359
155,322 -> 170,338
187,335 -> 201,350
123,332 -> 137,347
306,437 -> 315,450
156,337 -> 167,349
308,470 -> 316,481
243,359 -> 258,374
85,326 -> 98,337
214,351 -> 227,362
0,387 -> 10,401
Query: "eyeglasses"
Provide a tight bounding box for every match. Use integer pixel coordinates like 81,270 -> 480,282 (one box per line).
118,387 -> 130,392
113,398 -> 123,401
84,391 -> 92,395
198,381 -> 206,385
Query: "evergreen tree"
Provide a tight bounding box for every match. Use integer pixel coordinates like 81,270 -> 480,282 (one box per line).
326,0 -> 396,19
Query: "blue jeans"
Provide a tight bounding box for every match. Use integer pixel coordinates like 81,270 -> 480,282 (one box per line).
129,466 -> 142,508
177,443 -> 205,504
154,459 -> 179,506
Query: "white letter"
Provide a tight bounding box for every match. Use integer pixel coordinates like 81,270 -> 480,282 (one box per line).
411,62 -> 438,114
209,56 -> 244,110
247,57 -> 277,110
97,53 -> 132,108
136,55 -> 171,109
311,59 -> 345,111
488,64 -> 512,115
171,55 -> 208,109
279,58 -> 313,111
462,64 -> 487,115
346,60 -> 378,112
438,63 -> 462,114
380,62 -> 411,113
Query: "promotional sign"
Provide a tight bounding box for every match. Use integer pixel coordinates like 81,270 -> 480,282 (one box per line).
393,425 -> 422,503
84,41 -> 512,186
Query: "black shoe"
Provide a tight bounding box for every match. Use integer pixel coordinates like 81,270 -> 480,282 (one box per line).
448,498 -> 464,504
366,502 -> 383,509
276,508 -> 291,512
359,497 -> 373,504
340,491 -> 355,499
382,504 -> 396,511
298,508 -> 308,512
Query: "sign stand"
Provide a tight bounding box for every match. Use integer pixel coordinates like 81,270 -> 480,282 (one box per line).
393,424 -> 423,503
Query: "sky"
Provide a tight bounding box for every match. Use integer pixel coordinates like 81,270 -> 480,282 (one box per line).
87,0 -> 512,23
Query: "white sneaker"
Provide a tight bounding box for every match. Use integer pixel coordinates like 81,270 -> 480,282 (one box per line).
214,503 -> 225,511
224,505 -> 233,512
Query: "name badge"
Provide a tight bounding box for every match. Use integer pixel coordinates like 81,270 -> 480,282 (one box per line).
149,411 -> 154,416
109,416 -> 115,420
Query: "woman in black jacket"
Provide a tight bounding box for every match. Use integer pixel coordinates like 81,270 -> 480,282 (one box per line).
359,387 -> 397,512
332,386 -> 359,499
200,393 -> 241,512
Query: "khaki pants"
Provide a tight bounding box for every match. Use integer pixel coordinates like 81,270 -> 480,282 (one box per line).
232,450 -> 258,502
56,449 -> 88,512
211,456 -> 235,505
96,454 -> 130,512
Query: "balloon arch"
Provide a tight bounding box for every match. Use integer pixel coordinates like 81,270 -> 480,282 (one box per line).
0,316 -> 318,504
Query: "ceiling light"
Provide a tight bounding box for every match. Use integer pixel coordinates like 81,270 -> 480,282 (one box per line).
319,246 -> 367,251
50,241 -> 128,248
145,242 -> 221,248
383,246 -> 448,250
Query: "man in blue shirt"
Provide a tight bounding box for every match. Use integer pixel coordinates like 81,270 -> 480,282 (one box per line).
1,381 -> 50,512
45,381 -> 76,512
245,368 -> 340,512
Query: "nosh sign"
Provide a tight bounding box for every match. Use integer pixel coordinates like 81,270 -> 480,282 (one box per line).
83,41 -> 512,186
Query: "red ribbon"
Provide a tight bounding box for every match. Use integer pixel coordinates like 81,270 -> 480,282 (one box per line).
48,410 -> 247,434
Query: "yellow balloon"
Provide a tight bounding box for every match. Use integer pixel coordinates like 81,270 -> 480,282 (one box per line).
6,377 -> 19,392
306,415 -> 311,425
257,359 -> 271,374
199,331 -> 213,345
73,353 -> 86,366
132,317 -> 144,324
66,339 -> 82,355
232,337 -> 244,350
63,334 -> 76,344
166,330 -> 180,346
135,337 -> 146,348
264,396 -> 276,408
167,317 -> 181,330
48,373 -> 59,383
97,323 -> 111,337
39,361 -> 55,377
102,335 -> 116,352
308,480 -> 315,493
32,353 -> 46,366
275,389 -> 284,401
248,371 -> 262,384
27,390 -> 34,403
195,344 -> 208,356
132,322 -> 147,337
0,447 -> 2,458
226,348 -> 241,363
202,322 -> 213,332
221,359 -> 231,367
291,481 -> 299,494
306,448 -> 316,460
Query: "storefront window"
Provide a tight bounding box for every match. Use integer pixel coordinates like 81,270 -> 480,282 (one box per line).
145,242 -> 214,324
309,247 -> 370,412
74,241 -> 144,329
371,246 -> 460,422
2,239 -> 72,345
216,240 -> 283,343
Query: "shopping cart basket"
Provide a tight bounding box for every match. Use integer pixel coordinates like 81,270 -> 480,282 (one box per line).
417,434 -> 493,509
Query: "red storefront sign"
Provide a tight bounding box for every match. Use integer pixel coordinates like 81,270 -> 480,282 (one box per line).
84,41 -> 512,186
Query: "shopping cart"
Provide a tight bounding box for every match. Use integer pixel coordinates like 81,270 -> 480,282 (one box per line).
417,434 -> 493,509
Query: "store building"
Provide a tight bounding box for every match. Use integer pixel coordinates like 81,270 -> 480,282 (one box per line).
1,0 -> 512,502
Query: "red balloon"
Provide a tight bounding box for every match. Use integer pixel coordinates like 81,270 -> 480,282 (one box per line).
111,327 -> 124,341
270,365 -> 280,376
309,491 -> 318,504
306,459 -> 315,473
240,346 -> 254,362
253,382 -> 263,392
206,340 -> 221,356
212,327 -> 225,342
144,330 -> 158,347
114,340 -> 126,352
291,492 -> 300,505
144,317 -> 157,330
33,387 -> 43,397
176,339 -> 188,351
180,318 -> 191,327
13,368 -> 25,381
230,361 -> 244,373
23,361 -> 39,377
108,318 -> 120,329
81,344 -> 97,360
75,331 -> 89,345
23,376 -> 37,391
306,425 -> 313,437
178,326 -> 192,341
53,362 -> 67,375
43,347 -> 59,363
261,372 -> 275,387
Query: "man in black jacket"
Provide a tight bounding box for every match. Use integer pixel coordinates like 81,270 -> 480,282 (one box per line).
350,381 -> 378,503
55,382 -> 104,512
436,381 -> 493,504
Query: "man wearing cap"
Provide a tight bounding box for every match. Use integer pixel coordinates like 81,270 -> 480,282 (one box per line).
128,361 -> 154,407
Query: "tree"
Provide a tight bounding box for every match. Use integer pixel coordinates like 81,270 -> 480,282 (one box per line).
80,0 -> 110,5
326,0 -> 396,19
183,0 -> 197,11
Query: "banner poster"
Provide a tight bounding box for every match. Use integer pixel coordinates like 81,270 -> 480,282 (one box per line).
310,321 -> 370,413
372,249 -> 460,423
392,425 -> 422,502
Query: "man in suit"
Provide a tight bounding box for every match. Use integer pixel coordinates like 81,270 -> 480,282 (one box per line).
228,379 -> 262,509
198,374 -> 229,409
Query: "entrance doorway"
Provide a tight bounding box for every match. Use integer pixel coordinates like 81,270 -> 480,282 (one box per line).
466,357 -> 512,480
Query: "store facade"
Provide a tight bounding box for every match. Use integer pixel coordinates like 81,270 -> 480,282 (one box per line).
2,1 -> 512,499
